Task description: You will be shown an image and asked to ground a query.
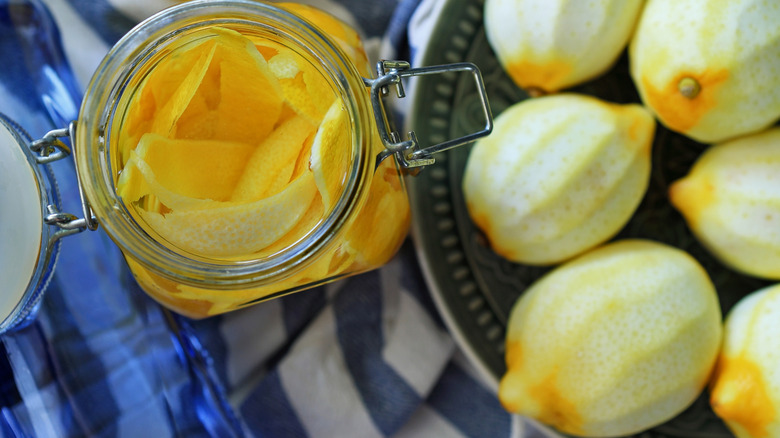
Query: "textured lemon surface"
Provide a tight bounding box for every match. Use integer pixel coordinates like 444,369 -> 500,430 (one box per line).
630,0 -> 780,143
462,93 -> 654,265
484,0 -> 644,93
669,127 -> 780,280
499,239 -> 723,437
710,284 -> 780,438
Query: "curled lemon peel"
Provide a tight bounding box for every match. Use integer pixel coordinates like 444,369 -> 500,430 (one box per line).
135,133 -> 255,202
232,115 -> 317,202
140,171 -> 318,257
152,41 -> 218,136
310,99 -> 351,210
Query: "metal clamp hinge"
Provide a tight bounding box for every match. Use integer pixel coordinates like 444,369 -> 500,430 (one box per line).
31,121 -> 99,233
365,60 -> 493,170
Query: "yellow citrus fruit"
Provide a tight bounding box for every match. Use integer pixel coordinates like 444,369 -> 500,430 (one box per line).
499,239 -> 723,437
484,0 -> 644,93
710,284 -> 780,438
462,93 -> 654,265
669,127 -> 780,280
630,0 -> 780,143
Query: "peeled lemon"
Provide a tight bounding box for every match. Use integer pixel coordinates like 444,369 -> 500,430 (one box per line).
710,284 -> 780,438
462,93 -> 654,265
499,239 -> 723,437
484,0 -> 644,93
669,127 -> 780,280
630,0 -> 780,143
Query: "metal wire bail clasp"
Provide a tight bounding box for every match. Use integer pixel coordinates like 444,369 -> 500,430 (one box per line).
365,60 -> 493,170
30,121 -> 98,235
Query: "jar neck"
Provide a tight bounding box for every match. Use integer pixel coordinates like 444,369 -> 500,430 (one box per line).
76,0 -> 374,288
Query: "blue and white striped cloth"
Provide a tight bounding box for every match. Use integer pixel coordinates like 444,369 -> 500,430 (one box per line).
0,1 -> 546,436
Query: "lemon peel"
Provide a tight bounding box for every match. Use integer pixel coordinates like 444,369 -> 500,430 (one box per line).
140,171 -> 318,257
232,115 -> 317,202
135,133 -> 254,202
116,151 -> 153,205
257,193 -> 325,258
151,40 -> 217,136
342,161 -> 410,268
309,99 -> 351,210
118,150 -> 229,212
212,30 -> 284,144
268,50 -> 301,79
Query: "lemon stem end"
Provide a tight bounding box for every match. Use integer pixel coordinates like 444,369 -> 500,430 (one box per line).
678,77 -> 701,99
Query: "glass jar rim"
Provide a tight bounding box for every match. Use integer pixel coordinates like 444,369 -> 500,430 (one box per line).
0,115 -> 61,332
75,0 -> 374,289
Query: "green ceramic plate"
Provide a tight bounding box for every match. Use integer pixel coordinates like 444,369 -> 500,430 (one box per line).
407,0 -> 769,436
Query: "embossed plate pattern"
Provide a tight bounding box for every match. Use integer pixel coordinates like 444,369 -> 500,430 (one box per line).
407,0 -> 768,436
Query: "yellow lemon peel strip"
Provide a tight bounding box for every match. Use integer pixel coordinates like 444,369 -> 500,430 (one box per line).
342,161 -> 410,267
118,37 -> 218,165
151,40 -> 218,136
134,133 -> 254,202
255,193 -> 325,258
291,132 -> 316,181
116,151 -> 153,205
174,101 -> 220,140
280,73 -> 331,124
276,3 -> 372,77
232,115 -> 316,202
210,27 -> 285,144
309,100 -> 351,210
268,50 -> 301,79
139,170 -> 318,257
117,150 -> 225,212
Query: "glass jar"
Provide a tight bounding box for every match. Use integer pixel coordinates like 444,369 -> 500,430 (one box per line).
3,0 -> 492,324
0,115 -> 61,333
